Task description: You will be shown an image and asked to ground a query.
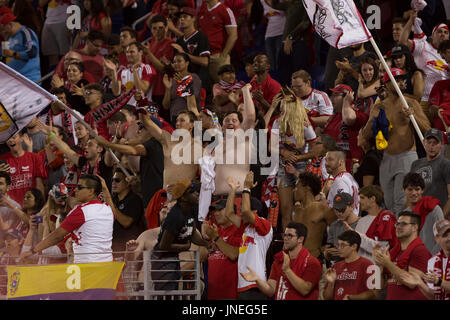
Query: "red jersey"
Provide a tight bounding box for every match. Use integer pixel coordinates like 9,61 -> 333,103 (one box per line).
0,151 -> 47,204
148,38 -> 175,96
429,79 -> 450,129
207,224 -> 242,300
197,2 -> 237,54
323,110 -> 368,171
328,257 -> 374,300
386,244 -> 431,300
269,248 -> 321,300
249,74 -> 282,113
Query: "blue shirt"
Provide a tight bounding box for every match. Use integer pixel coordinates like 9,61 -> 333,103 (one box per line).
6,26 -> 41,82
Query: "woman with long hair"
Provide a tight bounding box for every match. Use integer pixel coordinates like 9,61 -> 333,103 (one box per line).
355,56 -> 380,115
268,88 -> 319,230
390,44 -> 425,101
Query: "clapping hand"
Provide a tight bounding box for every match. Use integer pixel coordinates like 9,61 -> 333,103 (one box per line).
324,268 -> 337,283
240,266 -> 259,283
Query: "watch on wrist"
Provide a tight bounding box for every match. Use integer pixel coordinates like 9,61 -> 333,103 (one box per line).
243,188 -> 251,194
288,35 -> 294,41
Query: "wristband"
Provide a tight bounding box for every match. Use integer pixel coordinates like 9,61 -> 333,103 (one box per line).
213,236 -> 220,242
436,278 -> 443,287
243,188 -> 251,194
49,132 -> 55,140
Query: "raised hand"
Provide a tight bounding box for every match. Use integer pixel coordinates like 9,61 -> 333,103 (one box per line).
243,171 -> 257,189
226,176 -> 241,190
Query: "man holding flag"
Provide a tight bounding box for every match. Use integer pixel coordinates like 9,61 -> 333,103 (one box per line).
302,0 -> 431,216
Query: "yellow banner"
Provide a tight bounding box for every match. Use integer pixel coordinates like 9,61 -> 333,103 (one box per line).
7,261 -> 124,299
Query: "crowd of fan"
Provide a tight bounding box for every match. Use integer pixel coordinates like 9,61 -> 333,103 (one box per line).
0,0 -> 449,300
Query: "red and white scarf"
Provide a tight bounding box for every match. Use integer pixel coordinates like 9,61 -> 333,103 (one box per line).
46,109 -> 75,146
218,80 -> 245,93
430,249 -> 450,300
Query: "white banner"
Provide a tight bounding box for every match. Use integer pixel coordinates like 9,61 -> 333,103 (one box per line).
0,62 -> 55,143
302,0 -> 372,49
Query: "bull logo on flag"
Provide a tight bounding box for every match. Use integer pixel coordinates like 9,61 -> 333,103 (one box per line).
9,271 -> 20,297
0,101 -> 13,133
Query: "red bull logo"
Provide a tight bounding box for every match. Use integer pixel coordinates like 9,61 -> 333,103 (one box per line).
239,235 -> 256,254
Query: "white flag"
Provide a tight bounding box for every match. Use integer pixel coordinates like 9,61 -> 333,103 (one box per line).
0,62 -> 55,143
302,0 -> 372,49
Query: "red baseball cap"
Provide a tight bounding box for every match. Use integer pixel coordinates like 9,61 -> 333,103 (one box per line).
382,68 -> 404,83
0,12 -> 16,26
177,7 -> 196,17
329,84 -> 353,94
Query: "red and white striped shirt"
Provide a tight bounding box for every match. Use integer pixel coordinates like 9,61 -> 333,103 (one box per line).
327,171 -> 360,216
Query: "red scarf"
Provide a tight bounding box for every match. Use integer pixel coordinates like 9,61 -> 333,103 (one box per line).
218,80 -> 245,93
366,209 -> 398,248
413,196 -> 441,230
389,237 -> 425,270
431,249 -> 450,300
145,189 -> 167,229
274,247 -> 311,282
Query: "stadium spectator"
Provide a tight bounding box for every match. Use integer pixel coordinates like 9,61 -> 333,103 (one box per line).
344,185 -> 398,261
225,173 -> 273,300
0,171 -> 21,249
0,8 -> 41,82
73,0 -> 112,50
361,68 -> 431,215
324,230 -> 377,300
241,222 -> 321,300
212,64 -> 243,114
0,131 -> 46,204
162,52 -> 201,124
118,26 -> 138,68
197,0 -> 238,83
20,174 -> 115,263
291,70 -> 333,130
355,57 -> 380,115
373,211 -> 431,300
389,45 -> 424,101
353,128 -> 382,188
143,15 -> 175,106
402,172 -> 444,254
39,0 -> 71,70
411,129 -> 450,218
249,53 -> 282,113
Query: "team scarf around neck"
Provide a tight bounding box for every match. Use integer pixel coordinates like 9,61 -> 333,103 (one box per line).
47,108 -> 75,146
431,249 -> 450,300
389,237 -> 424,270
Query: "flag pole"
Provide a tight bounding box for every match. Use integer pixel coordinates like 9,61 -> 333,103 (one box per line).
368,37 -> 425,144
54,99 -> 133,179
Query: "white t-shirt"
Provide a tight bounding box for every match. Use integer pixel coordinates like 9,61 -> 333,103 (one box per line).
60,200 -> 114,263
327,171 -> 360,216
411,37 -> 450,101
237,216 -> 273,291
45,0 -> 71,25
260,0 -> 286,38
118,63 -> 155,105
301,89 -> 334,116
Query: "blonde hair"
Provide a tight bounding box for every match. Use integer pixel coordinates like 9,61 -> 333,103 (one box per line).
278,93 -> 310,149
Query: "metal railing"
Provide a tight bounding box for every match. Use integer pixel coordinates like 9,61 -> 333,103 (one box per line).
0,249 -> 202,300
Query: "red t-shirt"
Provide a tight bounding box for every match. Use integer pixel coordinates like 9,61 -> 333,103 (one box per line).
148,38 -> 175,96
386,244 -> 431,300
323,110 -> 368,171
197,2 -> 237,54
249,74 -> 282,113
327,257 -> 374,300
0,151 -> 47,204
269,250 -> 322,300
429,79 -> 450,130
207,224 -> 242,300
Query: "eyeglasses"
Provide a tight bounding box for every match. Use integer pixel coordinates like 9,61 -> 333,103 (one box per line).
282,233 -> 297,239
336,243 -> 351,249
112,178 -> 122,183
395,222 -> 415,228
76,184 -> 90,190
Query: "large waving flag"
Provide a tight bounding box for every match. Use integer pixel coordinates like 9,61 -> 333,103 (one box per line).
302,0 -> 372,49
0,62 -> 55,143
7,261 -> 124,300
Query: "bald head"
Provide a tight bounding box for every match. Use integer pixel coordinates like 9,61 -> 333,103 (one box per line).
64,51 -> 83,70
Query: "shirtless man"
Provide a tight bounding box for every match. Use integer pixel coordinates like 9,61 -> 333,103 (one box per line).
212,83 -> 256,196
293,172 -> 336,258
361,68 -> 431,215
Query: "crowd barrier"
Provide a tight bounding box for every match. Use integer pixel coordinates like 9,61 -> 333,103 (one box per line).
0,249 -> 202,300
